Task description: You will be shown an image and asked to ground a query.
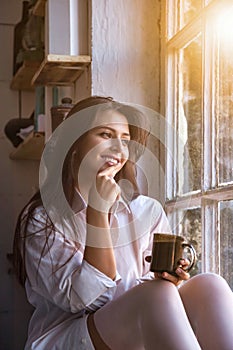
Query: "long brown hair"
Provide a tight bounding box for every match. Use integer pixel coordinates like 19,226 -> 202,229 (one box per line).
13,96 -> 150,286
62,96 -> 150,205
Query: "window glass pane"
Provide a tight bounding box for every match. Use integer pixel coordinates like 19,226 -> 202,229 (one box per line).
178,0 -> 202,29
216,8 -> 233,185
167,0 -> 178,39
173,207 -> 202,276
220,201 -> 233,290
167,1 -> 210,38
177,34 -> 202,195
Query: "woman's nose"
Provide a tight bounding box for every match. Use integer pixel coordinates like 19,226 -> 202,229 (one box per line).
110,138 -> 124,152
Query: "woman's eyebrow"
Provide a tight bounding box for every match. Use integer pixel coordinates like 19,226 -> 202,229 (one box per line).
95,126 -> 130,137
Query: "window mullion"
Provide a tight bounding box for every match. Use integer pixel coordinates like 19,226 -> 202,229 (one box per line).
202,199 -> 220,273
166,48 -> 178,200
203,16 -> 216,191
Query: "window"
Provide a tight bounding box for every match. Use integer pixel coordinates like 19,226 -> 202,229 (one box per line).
163,0 -> 233,289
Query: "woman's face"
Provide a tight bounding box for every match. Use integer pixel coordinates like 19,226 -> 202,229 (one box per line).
73,109 -> 130,184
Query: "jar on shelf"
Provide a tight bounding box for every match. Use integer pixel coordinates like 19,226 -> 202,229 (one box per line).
50,97 -> 74,132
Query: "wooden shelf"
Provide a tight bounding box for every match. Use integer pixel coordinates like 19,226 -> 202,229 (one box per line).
10,54 -> 90,90
33,0 -> 47,17
10,61 -> 42,91
10,132 -> 45,160
32,54 -> 91,86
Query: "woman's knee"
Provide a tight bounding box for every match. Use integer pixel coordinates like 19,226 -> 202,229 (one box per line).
102,279 -> 179,318
141,278 -> 177,294
189,273 -> 228,289
180,272 -> 231,301
136,279 -> 180,308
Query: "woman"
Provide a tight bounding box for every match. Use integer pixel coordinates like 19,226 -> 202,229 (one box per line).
13,96 -> 233,350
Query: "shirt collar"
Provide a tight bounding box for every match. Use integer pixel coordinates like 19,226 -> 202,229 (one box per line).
72,188 -> 131,214
111,195 -> 131,214
72,189 -> 87,213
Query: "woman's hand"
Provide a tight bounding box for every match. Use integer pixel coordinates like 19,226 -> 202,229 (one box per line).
155,259 -> 191,286
145,257 -> 191,287
88,167 -> 121,214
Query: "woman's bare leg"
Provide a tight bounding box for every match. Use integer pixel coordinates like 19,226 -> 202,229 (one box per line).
92,279 -> 201,350
179,273 -> 233,350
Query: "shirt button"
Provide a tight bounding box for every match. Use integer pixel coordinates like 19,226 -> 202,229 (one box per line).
81,338 -> 86,344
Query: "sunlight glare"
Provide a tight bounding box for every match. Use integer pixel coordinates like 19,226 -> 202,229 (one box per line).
216,6 -> 233,45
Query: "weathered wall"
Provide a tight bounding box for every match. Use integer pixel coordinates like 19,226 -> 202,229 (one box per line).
91,0 -> 161,110
0,1 -> 40,349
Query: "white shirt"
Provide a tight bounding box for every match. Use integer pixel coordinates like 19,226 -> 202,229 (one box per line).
23,194 -> 170,349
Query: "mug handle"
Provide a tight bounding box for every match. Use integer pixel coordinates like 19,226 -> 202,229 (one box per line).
181,243 -> 197,272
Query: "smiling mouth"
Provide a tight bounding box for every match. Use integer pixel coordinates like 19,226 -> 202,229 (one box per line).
101,156 -> 120,166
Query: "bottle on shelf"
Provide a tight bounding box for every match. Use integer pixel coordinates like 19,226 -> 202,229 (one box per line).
50,97 -> 74,132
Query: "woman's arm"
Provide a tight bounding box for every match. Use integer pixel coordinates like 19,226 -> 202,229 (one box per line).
85,207 -> 116,279
24,206 -> 120,313
84,171 -> 120,280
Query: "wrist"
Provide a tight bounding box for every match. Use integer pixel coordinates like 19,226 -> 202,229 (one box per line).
87,205 -> 109,227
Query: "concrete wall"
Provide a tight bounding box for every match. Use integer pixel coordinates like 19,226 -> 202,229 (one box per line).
0,1 -> 162,348
91,0 -> 161,110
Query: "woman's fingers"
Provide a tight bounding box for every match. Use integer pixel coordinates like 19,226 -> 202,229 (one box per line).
156,271 -> 189,286
146,256 -> 191,286
98,164 -> 122,179
175,267 -> 190,281
152,258 -> 191,286
96,173 -> 121,200
178,258 -> 190,269
88,172 -> 121,213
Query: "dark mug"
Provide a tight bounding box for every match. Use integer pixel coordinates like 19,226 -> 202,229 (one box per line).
150,233 -> 197,276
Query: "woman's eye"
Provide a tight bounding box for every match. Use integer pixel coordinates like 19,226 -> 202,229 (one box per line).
121,139 -> 130,146
99,132 -> 130,146
101,132 -> 112,139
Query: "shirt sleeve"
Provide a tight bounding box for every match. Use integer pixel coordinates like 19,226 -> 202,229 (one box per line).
151,200 -> 171,234
24,207 -> 121,314
71,260 -> 121,312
